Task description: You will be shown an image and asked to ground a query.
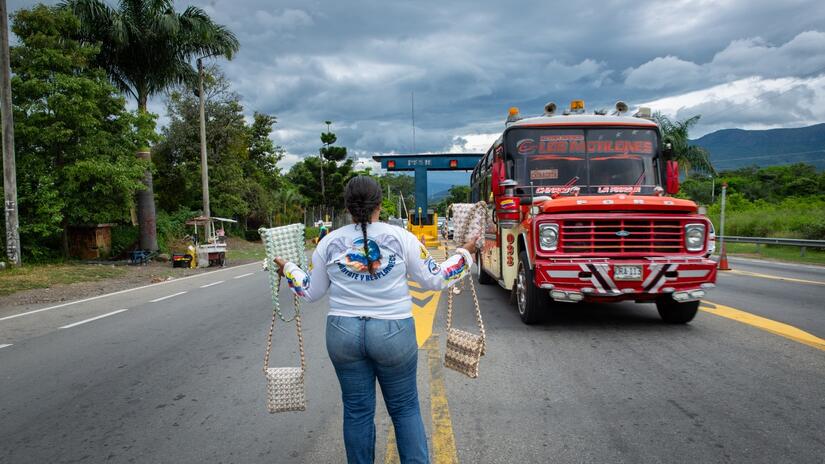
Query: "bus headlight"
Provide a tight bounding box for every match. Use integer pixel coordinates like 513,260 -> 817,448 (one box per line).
685,224 -> 706,251
539,223 -> 559,251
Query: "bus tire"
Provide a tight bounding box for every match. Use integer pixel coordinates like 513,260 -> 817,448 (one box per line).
477,253 -> 495,285
656,298 -> 699,324
515,251 -> 547,325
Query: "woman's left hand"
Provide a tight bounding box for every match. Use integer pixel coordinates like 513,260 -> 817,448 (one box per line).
273,257 -> 287,277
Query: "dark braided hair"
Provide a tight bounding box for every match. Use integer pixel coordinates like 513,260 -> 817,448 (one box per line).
344,176 -> 383,275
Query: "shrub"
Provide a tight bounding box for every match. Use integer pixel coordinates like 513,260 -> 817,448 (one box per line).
110,225 -> 138,258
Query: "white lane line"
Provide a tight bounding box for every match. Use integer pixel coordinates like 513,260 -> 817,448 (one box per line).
59,309 -> 129,330
149,291 -> 187,303
200,280 -> 225,288
0,262 -> 259,322
0,344 -> 12,349
233,272 -> 255,279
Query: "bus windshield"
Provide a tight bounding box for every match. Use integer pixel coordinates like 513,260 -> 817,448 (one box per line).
507,127 -> 660,196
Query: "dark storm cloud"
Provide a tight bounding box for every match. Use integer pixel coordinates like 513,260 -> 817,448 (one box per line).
9,0 -> 825,161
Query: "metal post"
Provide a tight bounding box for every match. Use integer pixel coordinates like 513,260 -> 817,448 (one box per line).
711,176 -> 715,203
0,0 -> 20,265
719,183 -> 727,253
198,58 -> 210,219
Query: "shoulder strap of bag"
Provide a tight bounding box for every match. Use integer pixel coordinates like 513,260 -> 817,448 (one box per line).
445,257 -> 486,345
263,276 -> 306,374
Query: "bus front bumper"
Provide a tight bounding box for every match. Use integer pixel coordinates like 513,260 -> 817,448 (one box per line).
532,256 -> 718,303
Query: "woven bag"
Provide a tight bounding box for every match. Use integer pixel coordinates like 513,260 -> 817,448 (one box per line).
259,224 -> 308,413
444,274 -> 486,378
443,203 -> 487,378
448,202 -> 486,249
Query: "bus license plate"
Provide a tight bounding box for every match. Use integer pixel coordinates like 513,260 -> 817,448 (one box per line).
614,265 -> 642,281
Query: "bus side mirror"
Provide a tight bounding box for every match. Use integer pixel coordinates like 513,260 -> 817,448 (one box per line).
663,142 -> 673,155
492,158 -> 505,196
666,160 -> 680,194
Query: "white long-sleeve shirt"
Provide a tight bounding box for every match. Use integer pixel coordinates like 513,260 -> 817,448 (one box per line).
282,222 -> 473,319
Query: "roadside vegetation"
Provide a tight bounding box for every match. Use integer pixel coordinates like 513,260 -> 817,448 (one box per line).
0,264 -> 127,297
680,164 -> 825,240
720,242 -> 825,266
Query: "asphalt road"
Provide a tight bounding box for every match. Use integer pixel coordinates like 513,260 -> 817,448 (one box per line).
1,256 -> 823,463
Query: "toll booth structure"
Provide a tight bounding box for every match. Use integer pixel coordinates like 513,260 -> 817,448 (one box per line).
372,153 -> 482,246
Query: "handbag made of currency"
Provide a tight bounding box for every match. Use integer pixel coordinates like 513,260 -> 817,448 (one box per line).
448,202 -> 486,249
444,274 -> 486,378
443,203 -> 487,378
259,224 -> 308,413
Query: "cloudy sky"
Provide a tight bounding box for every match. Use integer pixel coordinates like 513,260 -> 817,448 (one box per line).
9,0 -> 825,169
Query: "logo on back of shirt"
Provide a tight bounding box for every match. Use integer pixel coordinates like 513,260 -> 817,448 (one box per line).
336,237 -> 397,281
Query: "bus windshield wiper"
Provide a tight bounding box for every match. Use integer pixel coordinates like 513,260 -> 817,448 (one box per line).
551,176 -> 580,199
629,169 -> 645,196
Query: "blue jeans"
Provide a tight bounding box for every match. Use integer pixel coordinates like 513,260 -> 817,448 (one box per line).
326,315 -> 429,464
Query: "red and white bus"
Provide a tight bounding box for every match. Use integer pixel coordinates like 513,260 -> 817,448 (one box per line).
471,100 -> 717,324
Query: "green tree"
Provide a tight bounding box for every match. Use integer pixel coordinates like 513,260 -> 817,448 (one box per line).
317,121 -> 348,203
8,5 -> 148,259
433,185 -> 471,216
287,156 -> 356,209
63,0 -> 240,251
654,113 -> 716,177
152,69 -> 285,228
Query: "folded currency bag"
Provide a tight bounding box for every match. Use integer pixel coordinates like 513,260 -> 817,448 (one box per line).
444,203 -> 487,378
259,224 -> 307,413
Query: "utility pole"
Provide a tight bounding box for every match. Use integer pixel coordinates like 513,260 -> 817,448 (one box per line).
0,0 -> 20,266
197,58 -> 210,219
719,182 -> 727,253
320,121 -> 331,204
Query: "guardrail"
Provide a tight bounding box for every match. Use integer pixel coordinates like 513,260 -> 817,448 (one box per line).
720,236 -> 825,257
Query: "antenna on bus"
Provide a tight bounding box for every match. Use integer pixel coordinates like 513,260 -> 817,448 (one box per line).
411,91 -> 416,153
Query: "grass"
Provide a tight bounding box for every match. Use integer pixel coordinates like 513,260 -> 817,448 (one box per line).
225,237 -> 266,262
721,242 -> 825,266
0,263 -> 128,297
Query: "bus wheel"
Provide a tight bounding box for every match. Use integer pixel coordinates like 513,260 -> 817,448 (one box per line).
656,297 -> 699,324
477,253 -> 495,285
515,251 -> 546,325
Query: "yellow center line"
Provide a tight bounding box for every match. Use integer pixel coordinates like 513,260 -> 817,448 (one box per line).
386,244 -> 459,463
701,301 -> 825,351
426,334 -> 459,463
724,269 -> 825,286
411,284 -> 441,348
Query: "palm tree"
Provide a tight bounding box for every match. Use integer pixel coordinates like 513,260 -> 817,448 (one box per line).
63,0 -> 240,251
654,113 -> 716,177
272,189 -> 306,226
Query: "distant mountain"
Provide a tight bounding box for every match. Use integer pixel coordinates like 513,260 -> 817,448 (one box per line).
692,123 -> 825,171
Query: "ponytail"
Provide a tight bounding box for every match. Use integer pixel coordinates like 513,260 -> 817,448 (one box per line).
344,176 -> 383,275
361,220 -> 372,274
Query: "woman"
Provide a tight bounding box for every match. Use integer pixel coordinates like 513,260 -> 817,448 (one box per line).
275,176 -> 477,464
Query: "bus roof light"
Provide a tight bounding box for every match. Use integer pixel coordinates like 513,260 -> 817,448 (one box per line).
570,100 -> 585,113
506,107 -> 521,125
